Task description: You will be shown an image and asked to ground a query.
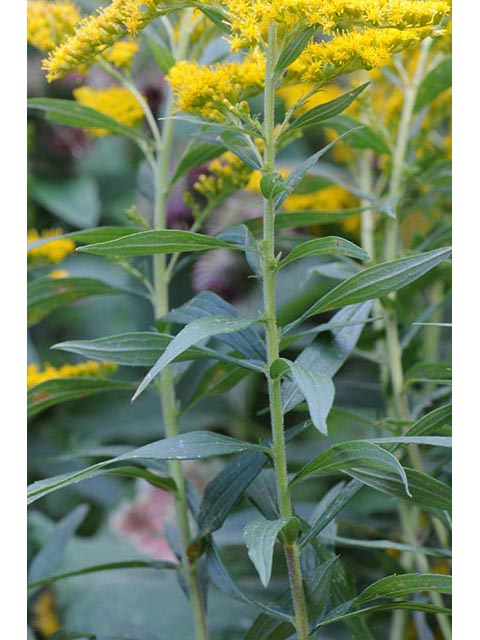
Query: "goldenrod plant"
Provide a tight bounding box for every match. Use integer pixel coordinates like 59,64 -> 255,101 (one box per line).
27,2 -> 452,639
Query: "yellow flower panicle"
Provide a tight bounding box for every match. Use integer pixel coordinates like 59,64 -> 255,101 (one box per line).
224,0 -> 450,50
283,185 -> 360,213
27,361 -> 118,388
43,0 -> 185,81
193,151 -> 253,199
27,0 -> 80,52
166,50 -> 265,121
27,228 -> 76,265
289,27 -> 437,85
73,86 -> 144,136
103,39 -> 139,70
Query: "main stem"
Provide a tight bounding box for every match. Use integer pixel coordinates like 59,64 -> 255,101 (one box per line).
262,22 -> 310,640
153,16 -> 209,640
382,42 -> 451,640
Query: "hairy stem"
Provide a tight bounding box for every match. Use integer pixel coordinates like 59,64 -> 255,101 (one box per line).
152,13 -> 209,640
262,21 -> 310,640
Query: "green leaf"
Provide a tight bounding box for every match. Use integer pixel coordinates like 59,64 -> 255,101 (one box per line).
415,55 -> 452,112
186,361 -> 250,408
276,127 -> 363,208
170,142 -> 226,185
245,208 -> 365,235
28,377 -> 135,419
78,229 -> 238,256
31,176 -> 101,228
28,277 -> 126,327
28,505 -> 88,599
286,83 -> 370,134
321,115 -> 391,154
405,404 -> 451,437
28,559 -> 176,590
292,441 -> 411,498
355,573 -> 451,605
146,35 -> 175,74
220,130 -> 261,169
133,315 -> 260,400
404,361 -> 452,386
206,542 -> 293,623
279,236 -> 368,269
53,331 -> 260,372
275,26 -> 316,71
27,226 -> 139,252
28,98 -> 148,143
363,436 -> 451,448
285,247 -> 452,333
260,172 -> 288,200
244,518 -> 298,587
273,359 -> 335,434
27,431 -> 269,504
199,6 -> 231,33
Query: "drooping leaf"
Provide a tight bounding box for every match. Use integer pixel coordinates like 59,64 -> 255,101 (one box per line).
292,441 -> 411,498
286,83 -> 369,134
170,141 -> 226,186
133,315 -> 261,400
284,247 -> 452,333
244,517 -> 298,587
28,377 -> 136,419
27,431 -> 269,504
28,98 -> 148,143
279,236 -> 368,269
27,277 -> 126,327
78,229 -> 239,257
164,291 -> 266,361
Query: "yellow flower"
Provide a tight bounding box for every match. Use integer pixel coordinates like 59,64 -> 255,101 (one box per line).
73,86 -> 144,136
42,0 -> 184,81
27,0 -> 80,52
167,50 -> 265,121
103,39 -> 139,70
27,228 -> 75,265
193,151 -> 253,199
27,361 -> 118,388
31,590 -> 60,637
283,185 -> 360,212
48,269 -> 70,278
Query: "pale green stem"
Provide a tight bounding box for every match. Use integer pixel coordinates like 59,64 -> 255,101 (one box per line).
151,13 -> 209,640
262,21 -> 310,640
382,42 -> 450,640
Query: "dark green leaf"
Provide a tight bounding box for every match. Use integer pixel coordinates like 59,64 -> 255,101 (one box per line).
28,98 -> 148,143
28,377 -> 135,419
28,277 -> 125,327
405,404 -> 452,437
404,361 -> 452,386
356,573 -> 451,605
321,115 -> 391,154
31,176 -> 101,228
78,229 -> 238,257
279,236 -> 368,269
220,130 -> 261,169
285,247 -> 452,333
244,517 -> 295,587
415,55 -> 452,112
170,142 -> 226,186
146,36 -> 175,74
275,26 -> 316,71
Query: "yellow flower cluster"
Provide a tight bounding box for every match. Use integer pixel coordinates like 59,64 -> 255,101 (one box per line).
43,0 -> 185,81
224,0 -> 450,50
103,39 -> 139,70
27,361 -> 118,388
27,228 -> 75,265
48,269 -> 70,278
167,50 -> 265,121
27,0 -> 80,52
193,151 -> 253,199
73,86 -> 144,136
283,185 -> 360,213
290,27 -> 437,85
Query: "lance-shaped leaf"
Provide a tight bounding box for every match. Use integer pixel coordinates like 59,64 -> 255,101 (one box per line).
27,431 -> 269,504
53,331 -> 260,372
78,229 -> 240,257
146,35 -> 175,74
282,302 -> 372,413
275,26 -> 316,71
28,226 -> 139,252
164,291 -> 266,361
286,83 -> 369,134
405,404 -> 452,438
220,130 -> 262,169
415,55 -> 452,112
245,208 -> 365,235
355,573 -> 452,605
320,115 -> 391,154
292,441 -> 411,498
244,518 -> 298,587
133,315 -> 260,400
272,359 -> 335,434
170,141 -> 226,186
28,378 -> 136,419
28,277 -> 126,327
279,236 -> 368,269
284,247 -> 452,333
28,98 -> 148,143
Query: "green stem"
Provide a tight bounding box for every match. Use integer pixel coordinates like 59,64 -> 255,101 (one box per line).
262,21 -> 310,640
152,14 -> 209,640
